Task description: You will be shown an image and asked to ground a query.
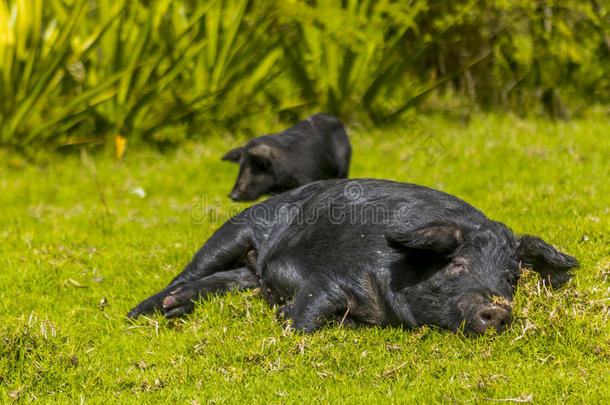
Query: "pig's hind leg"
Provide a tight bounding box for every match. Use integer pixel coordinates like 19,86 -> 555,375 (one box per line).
277,277 -> 350,333
128,222 -> 256,319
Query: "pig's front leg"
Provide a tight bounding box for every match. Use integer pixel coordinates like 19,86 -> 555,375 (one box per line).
161,267 -> 258,318
128,222 -> 254,319
128,267 -> 257,318
126,285 -> 173,318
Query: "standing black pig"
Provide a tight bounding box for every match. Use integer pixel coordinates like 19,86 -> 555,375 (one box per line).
221,113 -> 351,201
127,179 -> 578,335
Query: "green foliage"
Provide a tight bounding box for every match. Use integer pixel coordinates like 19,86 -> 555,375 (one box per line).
0,0 -> 281,148
0,1 -> 126,145
276,0 -> 610,121
0,0 -> 608,149
277,0 -> 428,118
85,0 -> 281,139
417,0 -> 610,117
0,114 -> 608,402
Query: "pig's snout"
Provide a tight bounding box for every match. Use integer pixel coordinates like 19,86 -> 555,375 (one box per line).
230,188 -> 256,201
229,182 -> 248,201
459,294 -> 513,334
229,189 -> 252,202
473,305 -> 511,334
229,190 -> 242,201
229,183 -> 259,201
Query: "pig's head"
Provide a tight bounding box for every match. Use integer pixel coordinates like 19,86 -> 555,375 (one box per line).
222,143 -> 280,201
386,219 -> 578,335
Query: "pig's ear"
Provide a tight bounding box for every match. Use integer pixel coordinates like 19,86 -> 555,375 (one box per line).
222,147 -> 244,163
386,221 -> 465,255
516,235 -> 579,288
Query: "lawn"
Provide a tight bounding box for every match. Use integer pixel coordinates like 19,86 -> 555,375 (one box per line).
1,113 -> 608,403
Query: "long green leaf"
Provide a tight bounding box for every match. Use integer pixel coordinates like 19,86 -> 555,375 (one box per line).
22,68 -> 135,144
3,1 -> 87,141
382,49 -> 493,122
211,0 -> 248,90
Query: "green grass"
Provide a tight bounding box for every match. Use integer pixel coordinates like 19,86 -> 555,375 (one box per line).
0,113 -> 609,403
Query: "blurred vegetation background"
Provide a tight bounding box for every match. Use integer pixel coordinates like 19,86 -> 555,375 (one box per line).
0,0 -> 608,151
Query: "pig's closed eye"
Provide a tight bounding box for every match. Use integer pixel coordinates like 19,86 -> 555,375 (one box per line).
251,157 -> 271,173
446,260 -> 467,276
505,274 -> 518,287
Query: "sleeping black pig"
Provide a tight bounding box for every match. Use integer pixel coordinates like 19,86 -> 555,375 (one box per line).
221,113 -> 351,201
127,179 -> 578,335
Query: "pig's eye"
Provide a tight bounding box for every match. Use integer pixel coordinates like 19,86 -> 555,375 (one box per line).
251,157 -> 271,173
505,274 -> 518,287
446,260 -> 467,276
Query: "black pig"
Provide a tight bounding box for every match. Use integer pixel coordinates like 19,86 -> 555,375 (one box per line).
128,179 -> 578,334
221,113 -> 351,201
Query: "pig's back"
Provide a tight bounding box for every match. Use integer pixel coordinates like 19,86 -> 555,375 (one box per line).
252,179 -> 486,267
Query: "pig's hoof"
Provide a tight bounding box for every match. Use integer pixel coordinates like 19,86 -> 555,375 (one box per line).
164,301 -> 195,318
162,295 -> 178,309
160,289 -> 197,318
126,295 -> 165,319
